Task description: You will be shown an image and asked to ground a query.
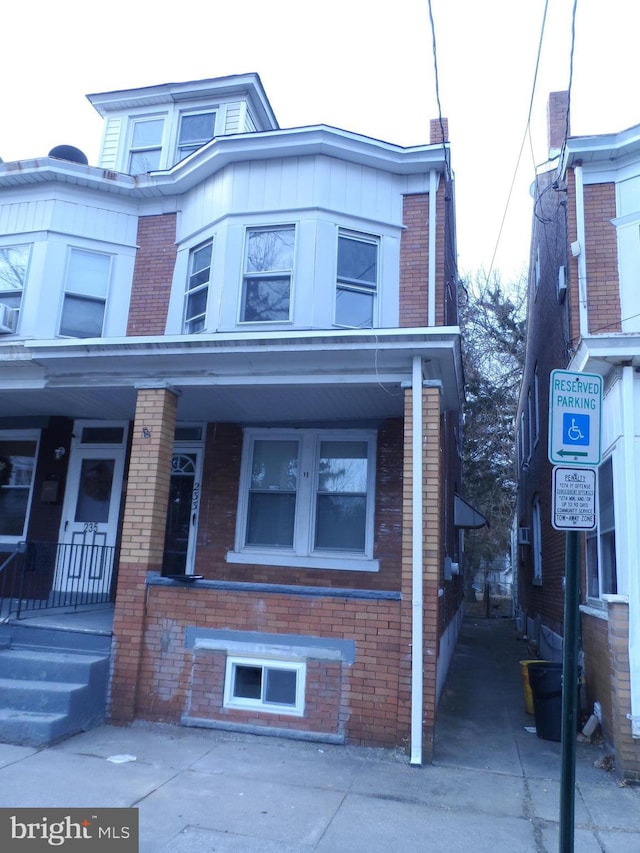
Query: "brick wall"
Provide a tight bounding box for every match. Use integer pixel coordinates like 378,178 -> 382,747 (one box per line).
127,214 -> 178,336
193,419 -> 404,591
581,612 -> 613,742
606,600 -> 640,782
400,194 -> 429,327
136,585 -> 405,747
583,183 -> 620,334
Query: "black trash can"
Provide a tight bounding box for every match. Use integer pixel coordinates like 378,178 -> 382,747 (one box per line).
527,661 -> 563,741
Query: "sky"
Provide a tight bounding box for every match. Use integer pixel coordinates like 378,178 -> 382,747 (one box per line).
1,0 -> 638,283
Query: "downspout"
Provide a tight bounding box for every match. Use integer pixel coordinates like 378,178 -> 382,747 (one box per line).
428,169 -> 437,327
574,165 -> 589,337
621,366 -> 640,738
410,354 -> 424,765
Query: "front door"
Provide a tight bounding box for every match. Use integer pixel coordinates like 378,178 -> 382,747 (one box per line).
55,422 -> 128,598
162,448 -> 203,575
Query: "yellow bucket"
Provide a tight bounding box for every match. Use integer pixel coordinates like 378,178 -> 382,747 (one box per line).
520,660 -> 539,715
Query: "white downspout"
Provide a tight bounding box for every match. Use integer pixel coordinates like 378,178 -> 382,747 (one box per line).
428,169 -> 437,327
621,366 -> 640,737
574,165 -> 589,337
410,355 -> 424,764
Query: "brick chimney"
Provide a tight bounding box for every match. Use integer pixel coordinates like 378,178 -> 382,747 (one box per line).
548,91 -> 570,156
430,117 -> 449,144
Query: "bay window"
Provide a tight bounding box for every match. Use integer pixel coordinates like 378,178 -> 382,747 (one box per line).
60,248 -> 111,338
183,239 -> 212,333
240,226 -> 295,322
0,245 -> 30,319
232,428 -> 377,570
336,230 -> 378,328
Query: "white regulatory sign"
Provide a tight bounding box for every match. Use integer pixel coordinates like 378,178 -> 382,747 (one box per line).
552,466 -> 597,531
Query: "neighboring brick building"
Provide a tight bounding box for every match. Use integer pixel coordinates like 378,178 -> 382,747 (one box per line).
516,92 -> 640,781
0,73 -> 473,761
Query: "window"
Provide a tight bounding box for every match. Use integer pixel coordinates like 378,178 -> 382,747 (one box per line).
240,226 -> 295,322
175,111 -> 216,163
532,497 -> 542,584
224,656 -> 305,716
0,245 -> 30,316
533,365 -> 540,447
60,249 -> 111,337
128,118 -> 164,174
586,456 -> 617,599
183,239 -> 212,333
234,428 -> 376,566
0,434 -> 38,540
336,230 -> 378,328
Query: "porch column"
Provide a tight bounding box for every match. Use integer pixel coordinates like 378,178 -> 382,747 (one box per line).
401,376 -> 442,763
110,386 -> 177,723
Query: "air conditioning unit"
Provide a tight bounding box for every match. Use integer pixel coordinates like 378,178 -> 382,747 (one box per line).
0,303 -> 18,334
518,527 -> 531,545
557,265 -> 567,303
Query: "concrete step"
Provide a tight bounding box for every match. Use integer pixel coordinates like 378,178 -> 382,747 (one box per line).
0,708 -> 77,747
0,646 -> 110,747
8,622 -> 112,654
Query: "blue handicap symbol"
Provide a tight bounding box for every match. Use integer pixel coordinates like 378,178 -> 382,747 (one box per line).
562,413 -> 589,446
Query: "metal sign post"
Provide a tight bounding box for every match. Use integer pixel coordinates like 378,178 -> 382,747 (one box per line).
548,370 -> 602,853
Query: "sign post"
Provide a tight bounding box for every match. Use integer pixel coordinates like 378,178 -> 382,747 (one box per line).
548,370 -> 602,853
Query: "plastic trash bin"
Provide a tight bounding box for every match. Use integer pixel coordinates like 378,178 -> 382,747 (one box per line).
527,661 -> 563,741
519,659 -> 541,715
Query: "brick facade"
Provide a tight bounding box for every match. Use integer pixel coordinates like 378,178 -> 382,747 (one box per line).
583,183 -> 620,334
127,214 -> 178,336
606,600 -> 640,782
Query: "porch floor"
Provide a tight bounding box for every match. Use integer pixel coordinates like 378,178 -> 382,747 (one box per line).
4,604 -> 114,635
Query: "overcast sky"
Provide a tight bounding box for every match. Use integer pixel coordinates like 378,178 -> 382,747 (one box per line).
2,0 -> 638,282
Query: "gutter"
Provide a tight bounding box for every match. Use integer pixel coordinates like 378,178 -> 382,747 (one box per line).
410,355 -> 424,765
574,165 -> 589,337
428,170 -> 437,326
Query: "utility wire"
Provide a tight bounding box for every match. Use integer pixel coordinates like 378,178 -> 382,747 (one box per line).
427,0 -> 452,181
484,0 -> 550,284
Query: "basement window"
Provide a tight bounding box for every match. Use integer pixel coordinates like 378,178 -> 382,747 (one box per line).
223,657 -> 305,716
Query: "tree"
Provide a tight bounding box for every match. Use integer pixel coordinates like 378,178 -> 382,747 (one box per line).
459,269 -> 526,585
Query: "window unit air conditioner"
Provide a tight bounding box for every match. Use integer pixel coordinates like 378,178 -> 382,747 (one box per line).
0,303 -> 18,334
557,265 -> 567,303
518,527 -> 531,545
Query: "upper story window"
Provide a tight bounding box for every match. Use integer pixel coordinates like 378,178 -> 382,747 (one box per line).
586,456 -> 617,600
183,239 -> 212,334
0,245 -> 30,331
128,118 -> 164,174
175,111 -> 216,164
336,230 -> 378,328
240,226 -> 295,323
60,248 -> 111,338
532,497 -> 542,585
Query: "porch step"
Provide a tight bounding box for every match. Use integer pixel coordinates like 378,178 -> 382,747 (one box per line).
0,648 -> 110,747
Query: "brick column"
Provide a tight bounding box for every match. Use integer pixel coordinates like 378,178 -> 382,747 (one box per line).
109,387 -> 178,722
401,383 -> 442,760
606,598 -> 640,782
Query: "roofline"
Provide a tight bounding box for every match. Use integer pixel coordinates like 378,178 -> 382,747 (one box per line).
87,72 -> 279,130
561,121 -> 640,172
0,125 -> 449,197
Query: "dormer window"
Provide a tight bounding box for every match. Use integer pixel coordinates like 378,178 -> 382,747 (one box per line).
175,111 -> 216,164
129,118 -> 164,174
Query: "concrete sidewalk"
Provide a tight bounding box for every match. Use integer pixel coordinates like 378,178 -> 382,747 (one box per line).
0,617 -> 638,851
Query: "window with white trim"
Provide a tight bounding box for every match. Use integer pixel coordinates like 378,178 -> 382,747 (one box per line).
175,111 -> 216,164
240,226 -> 295,322
224,656 -> 305,716
235,428 -> 376,563
59,248 -> 111,338
0,245 -> 31,318
0,431 -> 39,542
335,230 -> 378,328
586,456 -> 617,599
128,117 -> 164,174
183,239 -> 212,333
532,497 -> 542,584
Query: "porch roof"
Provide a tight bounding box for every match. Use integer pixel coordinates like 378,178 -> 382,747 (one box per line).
0,327 -> 463,424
